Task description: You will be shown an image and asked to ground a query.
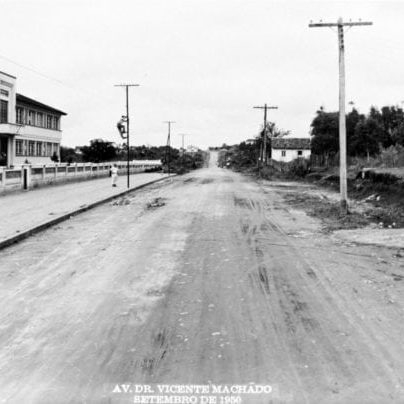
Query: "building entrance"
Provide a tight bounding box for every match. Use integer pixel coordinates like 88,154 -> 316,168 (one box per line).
0,137 -> 8,166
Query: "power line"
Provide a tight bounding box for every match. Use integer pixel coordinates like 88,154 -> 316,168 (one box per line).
309,17 -> 372,214
0,53 -> 65,85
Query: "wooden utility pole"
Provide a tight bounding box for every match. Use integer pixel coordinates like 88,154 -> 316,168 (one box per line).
253,104 -> 278,165
114,83 -> 140,188
163,121 -> 175,175
178,133 -> 191,155
309,18 -> 372,213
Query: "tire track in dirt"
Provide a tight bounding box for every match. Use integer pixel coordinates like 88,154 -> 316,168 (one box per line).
234,179 -> 404,402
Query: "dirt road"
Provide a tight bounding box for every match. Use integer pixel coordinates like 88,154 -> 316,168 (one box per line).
1,152 -> 404,403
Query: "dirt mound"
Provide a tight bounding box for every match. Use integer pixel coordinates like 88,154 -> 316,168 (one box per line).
147,198 -> 166,209
111,197 -> 131,206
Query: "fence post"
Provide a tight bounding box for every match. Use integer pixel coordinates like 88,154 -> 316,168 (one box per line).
20,166 -> 24,190
22,165 -> 30,190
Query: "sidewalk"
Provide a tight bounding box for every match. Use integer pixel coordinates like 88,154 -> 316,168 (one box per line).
0,172 -> 170,248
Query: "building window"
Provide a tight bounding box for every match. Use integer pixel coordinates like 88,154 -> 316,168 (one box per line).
28,141 -> 35,156
23,140 -> 28,156
37,112 -> 43,127
297,150 -> 303,156
0,100 -> 8,123
16,140 -> 23,156
16,107 -> 24,124
0,89 -> 9,97
28,110 -> 35,126
36,142 -> 42,156
46,142 -> 52,156
46,115 -> 52,129
281,150 -> 286,157
53,116 -> 59,130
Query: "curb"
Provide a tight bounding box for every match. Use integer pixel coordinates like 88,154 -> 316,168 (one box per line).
0,175 -> 175,252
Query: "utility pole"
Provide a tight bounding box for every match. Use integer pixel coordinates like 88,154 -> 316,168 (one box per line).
178,133 -> 191,171
114,83 -> 140,188
253,104 -> 278,165
309,17 -> 372,213
178,133 -> 190,155
163,121 -> 175,175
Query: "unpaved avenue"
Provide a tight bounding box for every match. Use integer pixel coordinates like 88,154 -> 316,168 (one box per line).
1,153 -> 404,403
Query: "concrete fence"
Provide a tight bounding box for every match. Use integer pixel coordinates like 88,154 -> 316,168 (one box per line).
0,160 -> 162,193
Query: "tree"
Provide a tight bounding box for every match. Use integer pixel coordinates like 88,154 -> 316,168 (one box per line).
51,152 -> 59,163
259,121 -> 289,159
351,117 -> 381,160
369,105 -> 404,148
311,104 -> 404,163
60,146 -> 81,163
310,109 -> 339,156
80,139 -> 117,162
346,108 -> 365,154
392,122 -> 404,146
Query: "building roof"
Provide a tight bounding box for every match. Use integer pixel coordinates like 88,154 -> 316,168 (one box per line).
16,94 -> 67,116
0,70 -> 16,79
271,137 -> 310,150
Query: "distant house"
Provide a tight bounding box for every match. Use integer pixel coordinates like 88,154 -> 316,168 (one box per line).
271,137 -> 311,162
186,145 -> 199,153
0,70 -> 67,167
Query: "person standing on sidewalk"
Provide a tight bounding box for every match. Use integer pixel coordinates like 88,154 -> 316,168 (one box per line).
111,164 -> 118,187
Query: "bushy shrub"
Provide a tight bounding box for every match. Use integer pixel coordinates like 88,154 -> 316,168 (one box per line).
288,158 -> 310,177
364,170 -> 399,184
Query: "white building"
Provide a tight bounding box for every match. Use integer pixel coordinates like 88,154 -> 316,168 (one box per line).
271,137 -> 311,162
186,145 -> 199,153
0,71 -> 67,167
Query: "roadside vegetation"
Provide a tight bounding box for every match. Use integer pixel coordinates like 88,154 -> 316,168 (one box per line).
59,139 -> 207,174
216,104 -> 404,229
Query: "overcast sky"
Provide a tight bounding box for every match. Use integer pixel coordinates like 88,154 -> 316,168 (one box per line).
1,0 -> 404,149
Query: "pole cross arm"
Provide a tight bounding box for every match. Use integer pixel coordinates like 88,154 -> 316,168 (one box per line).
253,106 -> 278,109
309,21 -> 372,28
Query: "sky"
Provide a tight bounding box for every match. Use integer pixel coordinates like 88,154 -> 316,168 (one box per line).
1,0 -> 404,149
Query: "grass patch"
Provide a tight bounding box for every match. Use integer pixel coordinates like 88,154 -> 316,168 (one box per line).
283,192 -> 371,232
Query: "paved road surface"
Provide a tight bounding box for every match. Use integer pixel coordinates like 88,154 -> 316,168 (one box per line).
1,152 -> 404,403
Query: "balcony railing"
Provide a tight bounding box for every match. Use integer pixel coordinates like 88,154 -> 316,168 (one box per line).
0,122 -> 24,135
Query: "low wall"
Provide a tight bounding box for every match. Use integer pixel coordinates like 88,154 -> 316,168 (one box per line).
0,160 -> 162,193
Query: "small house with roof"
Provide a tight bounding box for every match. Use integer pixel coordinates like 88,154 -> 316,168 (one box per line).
0,70 -> 67,167
271,137 -> 311,162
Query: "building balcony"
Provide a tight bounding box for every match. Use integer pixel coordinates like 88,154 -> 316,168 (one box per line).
0,122 -> 61,141
0,122 -> 22,136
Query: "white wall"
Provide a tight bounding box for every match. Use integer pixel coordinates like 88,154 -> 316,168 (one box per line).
0,161 -> 163,193
272,149 -> 311,163
0,72 -> 16,124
